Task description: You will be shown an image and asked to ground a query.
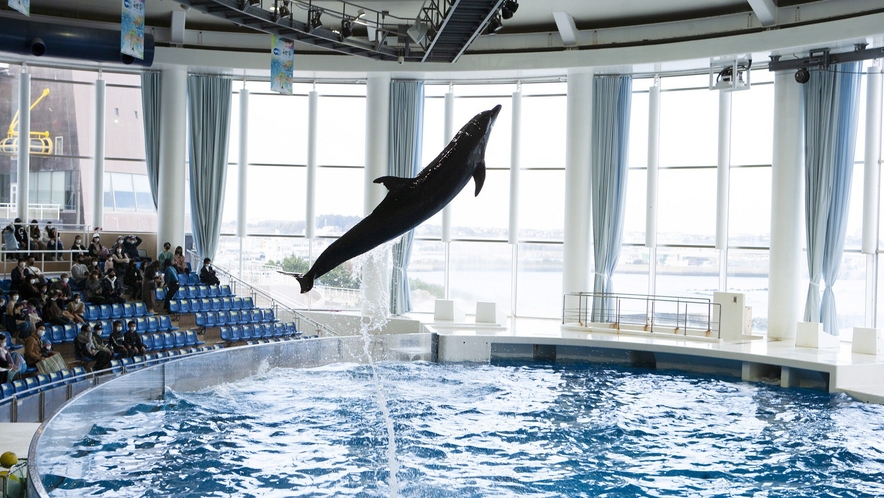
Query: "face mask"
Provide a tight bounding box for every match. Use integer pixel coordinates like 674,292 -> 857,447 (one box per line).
11,296 -> 18,302
30,279 -> 36,284
116,249 -> 122,253
92,262 -> 98,266
115,326 -> 122,332
19,263 -> 25,268
108,276 -> 116,281
129,326 -> 136,332
74,297 -> 80,302
75,239 -> 81,244
37,329 -> 45,337
62,278 -> 69,283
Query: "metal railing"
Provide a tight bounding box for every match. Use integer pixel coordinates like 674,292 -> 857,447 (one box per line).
563,292 -> 722,339
0,203 -> 63,221
200,253 -> 340,338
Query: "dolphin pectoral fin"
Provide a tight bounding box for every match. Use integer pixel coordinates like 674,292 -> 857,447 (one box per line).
373,176 -> 412,192
295,273 -> 314,294
473,161 -> 486,196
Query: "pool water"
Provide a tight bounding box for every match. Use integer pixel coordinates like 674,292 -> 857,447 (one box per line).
40,362 -> 884,497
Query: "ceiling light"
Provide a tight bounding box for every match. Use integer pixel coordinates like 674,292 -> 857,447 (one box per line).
501,0 -> 518,20
486,14 -> 503,35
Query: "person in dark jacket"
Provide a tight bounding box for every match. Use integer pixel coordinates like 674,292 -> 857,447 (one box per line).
199,258 -> 221,286
109,320 -> 134,358
124,320 -> 146,356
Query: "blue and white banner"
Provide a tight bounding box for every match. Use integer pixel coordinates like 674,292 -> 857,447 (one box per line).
8,0 -> 29,16
271,35 -> 294,95
121,0 -> 145,60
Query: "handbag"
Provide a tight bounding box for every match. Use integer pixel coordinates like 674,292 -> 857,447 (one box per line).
36,353 -> 67,374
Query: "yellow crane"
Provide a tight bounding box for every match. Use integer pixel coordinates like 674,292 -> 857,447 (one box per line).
0,88 -> 53,156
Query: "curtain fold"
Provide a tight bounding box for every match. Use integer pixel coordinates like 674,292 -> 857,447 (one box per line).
186,74 -> 233,262
388,80 -> 425,315
803,62 -> 862,335
141,71 -> 162,209
591,75 -> 632,322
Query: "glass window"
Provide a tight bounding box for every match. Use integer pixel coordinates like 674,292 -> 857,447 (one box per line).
29,68 -> 95,158
453,95 -> 511,170
408,239 -> 446,314
518,169 -> 564,241
105,85 -> 146,160
111,172 -> 135,211
728,166 -> 771,247
727,249 -> 769,333
623,168 -> 647,245
227,91 -> 240,164
656,168 -> 717,245
844,163 -> 864,251
420,95 -> 446,169
517,243 -> 563,318
731,83 -> 773,166
317,95 -> 366,167
629,91 -> 649,169
613,245 -> 650,295
659,87 -> 719,167
655,247 -> 719,299
248,93 -> 308,165
103,172 -> 114,209
449,241 -> 512,316
450,169 -> 509,240
836,251 -> 866,335
314,167 -> 364,233
247,165 -> 307,235
133,174 -> 154,212
520,94 -> 565,169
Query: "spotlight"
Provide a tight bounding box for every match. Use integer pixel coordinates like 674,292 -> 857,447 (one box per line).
341,19 -> 353,39
795,67 -> 810,84
501,0 -> 518,20
486,14 -> 503,35
308,8 -> 322,31
356,9 -> 365,19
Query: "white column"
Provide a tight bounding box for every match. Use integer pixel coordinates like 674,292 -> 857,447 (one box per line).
306,91 -> 318,239
646,81 -> 660,296
237,88 -> 249,279
716,90 -> 732,290
442,90 -> 455,299
767,71 -> 805,341
863,62 -> 882,326
508,90 -> 521,244
16,72 -> 30,221
93,79 -> 106,229
362,73 -> 391,318
562,68 -> 593,295
157,66 -> 187,253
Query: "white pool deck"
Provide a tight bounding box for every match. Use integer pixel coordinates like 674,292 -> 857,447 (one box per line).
413,314 -> 884,405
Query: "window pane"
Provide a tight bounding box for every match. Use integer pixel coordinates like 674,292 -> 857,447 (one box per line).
844,163 -> 864,251
613,245 -> 650,295
105,85 -> 146,160
454,96 -> 511,170
450,169 -> 509,239
450,241 -> 512,316
729,166 -> 771,247
315,167 -> 364,233
727,249 -> 769,334
655,247 -> 719,299
228,91 -> 240,164
520,94 -> 565,169
836,252 -> 866,336
731,83 -> 773,166
519,170 -> 564,241
517,243 -> 563,318
247,166 -> 306,235
103,172 -> 114,210
317,95 -> 365,167
30,67 -> 95,158
51,170 -> 65,206
133,174 -> 155,213
623,168 -> 647,245
408,239 -> 446,314
656,168 -> 716,245
111,172 -> 135,211
629,91 -> 649,168
248,94 -> 308,165
659,88 -> 718,167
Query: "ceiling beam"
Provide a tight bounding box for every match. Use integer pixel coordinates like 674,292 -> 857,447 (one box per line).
746,0 -> 777,27
552,11 -> 578,47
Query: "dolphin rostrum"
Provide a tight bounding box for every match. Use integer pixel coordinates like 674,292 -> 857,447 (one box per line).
289,105 -> 502,294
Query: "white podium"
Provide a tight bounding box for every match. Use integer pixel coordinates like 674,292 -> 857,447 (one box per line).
795,321 -> 840,349
475,302 -> 504,326
852,327 -> 883,355
434,299 -> 465,322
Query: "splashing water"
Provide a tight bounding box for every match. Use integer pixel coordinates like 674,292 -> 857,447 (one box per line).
351,245 -> 400,497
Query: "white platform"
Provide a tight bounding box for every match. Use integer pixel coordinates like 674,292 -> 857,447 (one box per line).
796,321 -> 840,349
853,327 -> 883,355
433,299 -> 465,322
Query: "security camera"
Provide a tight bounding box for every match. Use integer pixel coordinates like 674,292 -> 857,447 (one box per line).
29,38 -> 46,56
795,67 -> 810,84
398,55 -> 404,64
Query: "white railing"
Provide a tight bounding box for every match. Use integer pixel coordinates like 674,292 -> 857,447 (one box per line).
0,203 -> 62,221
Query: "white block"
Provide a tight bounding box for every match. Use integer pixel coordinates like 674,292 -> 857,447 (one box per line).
476,302 -> 504,325
852,327 -> 883,355
434,299 -> 465,322
713,292 -> 747,340
796,321 -> 840,349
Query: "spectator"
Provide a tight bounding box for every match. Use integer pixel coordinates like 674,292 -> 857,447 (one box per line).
87,256 -> 104,277
84,271 -> 104,304
41,221 -> 57,244
157,242 -> 173,268
122,234 -> 143,261
65,293 -> 86,324
26,256 -> 46,286
163,260 -> 180,312
200,257 -> 221,286
101,269 -> 126,304
12,218 -> 27,254
3,223 -> 20,260
70,235 -> 88,257
124,320 -> 146,356
46,233 -> 64,261
10,259 -> 28,292
49,273 -> 73,302
0,341 -> 27,382
142,261 -> 161,313
70,256 -> 89,288
23,323 -> 62,370
75,324 -> 111,371
11,302 -> 33,340
20,276 -> 42,302
28,220 -> 45,259
5,292 -> 19,318
173,246 -> 189,274
43,295 -> 71,326
125,260 -> 144,300
109,320 -> 134,359
112,235 -> 125,254
88,234 -> 110,263
111,245 -> 131,279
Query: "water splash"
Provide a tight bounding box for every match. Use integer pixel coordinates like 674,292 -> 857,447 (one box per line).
352,244 -> 399,497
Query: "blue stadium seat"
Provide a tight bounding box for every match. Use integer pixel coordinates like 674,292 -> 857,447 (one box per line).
134,302 -> 149,317
169,299 -> 185,314
216,311 -> 229,326
99,304 -> 112,320
60,369 -> 74,384
72,366 -> 87,378
135,317 -> 148,332
176,285 -> 190,299
272,322 -> 286,337
141,333 -> 155,351
241,297 -> 254,309
198,298 -> 211,312
132,356 -> 146,369
187,299 -> 200,313
255,323 -> 270,339
208,285 -> 220,297
49,325 -> 65,344
122,303 -> 135,318
35,373 -> 51,388
109,359 -> 123,374
173,331 -> 186,348
63,324 -> 78,343
219,285 -> 232,297
120,357 -> 134,368
48,371 -> 63,385
231,297 -> 242,310
1,382 -> 15,399
264,309 -> 277,323
184,330 -> 205,347
241,324 -> 255,340
159,315 -> 178,331
162,332 -> 175,350
286,322 -> 300,336
111,303 -> 124,318
209,298 -> 223,311
84,305 -> 100,321
146,316 -> 160,332
194,312 -> 206,329
219,326 -> 233,341
155,288 -> 166,302
227,310 -> 241,325
220,297 -> 233,310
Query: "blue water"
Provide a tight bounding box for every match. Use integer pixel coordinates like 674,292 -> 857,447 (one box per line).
41,362 -> 884,497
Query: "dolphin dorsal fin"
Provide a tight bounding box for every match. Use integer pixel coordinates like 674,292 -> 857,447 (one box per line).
473,161 -> 486,196
373,176 -> 412,192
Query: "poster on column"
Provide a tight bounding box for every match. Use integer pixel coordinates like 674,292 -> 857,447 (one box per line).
8,0 -> 29,16
121,0 -> 145,60
271,35 -> 294,95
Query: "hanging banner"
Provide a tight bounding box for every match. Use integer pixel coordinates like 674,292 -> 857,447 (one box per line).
8,0 -> 29,16
271,35 -> 295,95
121,0 -> 146,60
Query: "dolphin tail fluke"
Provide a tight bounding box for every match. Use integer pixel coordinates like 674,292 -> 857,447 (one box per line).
295,273 -> 314,294
473,161 -> 486,196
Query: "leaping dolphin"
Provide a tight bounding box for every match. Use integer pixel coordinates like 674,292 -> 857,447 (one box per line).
289,105 -> 502,294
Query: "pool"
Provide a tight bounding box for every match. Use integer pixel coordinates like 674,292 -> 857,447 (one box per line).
35,359 -> 884,497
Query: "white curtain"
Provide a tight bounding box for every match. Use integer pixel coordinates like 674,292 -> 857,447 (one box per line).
591,75 -> 632,321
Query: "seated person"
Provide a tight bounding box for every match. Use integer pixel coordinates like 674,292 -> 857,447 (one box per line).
142,261 -> 161,313
70,257 -> 89,288
42,293 -> 71,326
173,246 -> 189,274
122,234 -> 143,261
89,234 -> 110,263
3,224 -> 20,260
10,302 -> 33,340
49,273 -> 74,302
75,323 -> 112,371
20,277 -> 42,302
84,271 -> 104,303
109,320 -> 134,358
28,220 -> 45,258
124,320 -> 147,356
163,261 -> 181,312
100,270 -> 126,304
65,293 -> 86,324
70,235 -> 88,257
23,322 -> 60,367
46,234 -> 64,261
0,341 -> 27,382
111,245 -> 131,278
9,259 -> 27,292
200,257 -> 221,286
157,242 -> 173,268
26,256 -> 46,286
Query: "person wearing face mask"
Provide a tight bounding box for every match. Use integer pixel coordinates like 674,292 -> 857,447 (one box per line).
122,234 -> 143,261
70,235 -> 88,257
65,293 -> 86,324
89,234 -> 110,263
0,341 -> 27,382
111,244 -> 131,279
109,320 -> 134,358
20,276 -> 42,302
11,302 -> 33,340
101,270 -> 126,304
112,235 -> 125,254
10,258 -> 28,291
75,324 -> 111,371
26,256 -> 46,286
142,260 -> 161,313
49,273 -> 73,302
200,257 -> 221,286
124,320 -> 147,356
162,260 -> 180,312
46,233 -> 64,261
3,223 -> 20,260
70,256 -> 89,288
24,322 -> 65,373
11,218 -> 28,254
84,271 -> 104,304
43,294 -> 71,326
28,219 -> 46,260
173,246 -> 189,274
158,242 -> 173,268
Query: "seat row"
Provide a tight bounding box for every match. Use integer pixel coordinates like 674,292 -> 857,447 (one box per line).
174,272 -> 202,286
220,322 -> 300,342
194,309 -> 277,330
82,302 -> 153,321
168,296 -> 255,314
157,283 -> 232,300
138,330 -> 206,352
47,316 -> 179,344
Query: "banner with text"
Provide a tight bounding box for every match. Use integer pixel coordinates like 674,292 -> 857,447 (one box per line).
121,0 -> 146,60
8,0 -> 29,16
271,35 -> 295,95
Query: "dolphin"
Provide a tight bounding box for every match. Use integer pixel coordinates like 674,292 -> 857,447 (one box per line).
290,104 -> 502,294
